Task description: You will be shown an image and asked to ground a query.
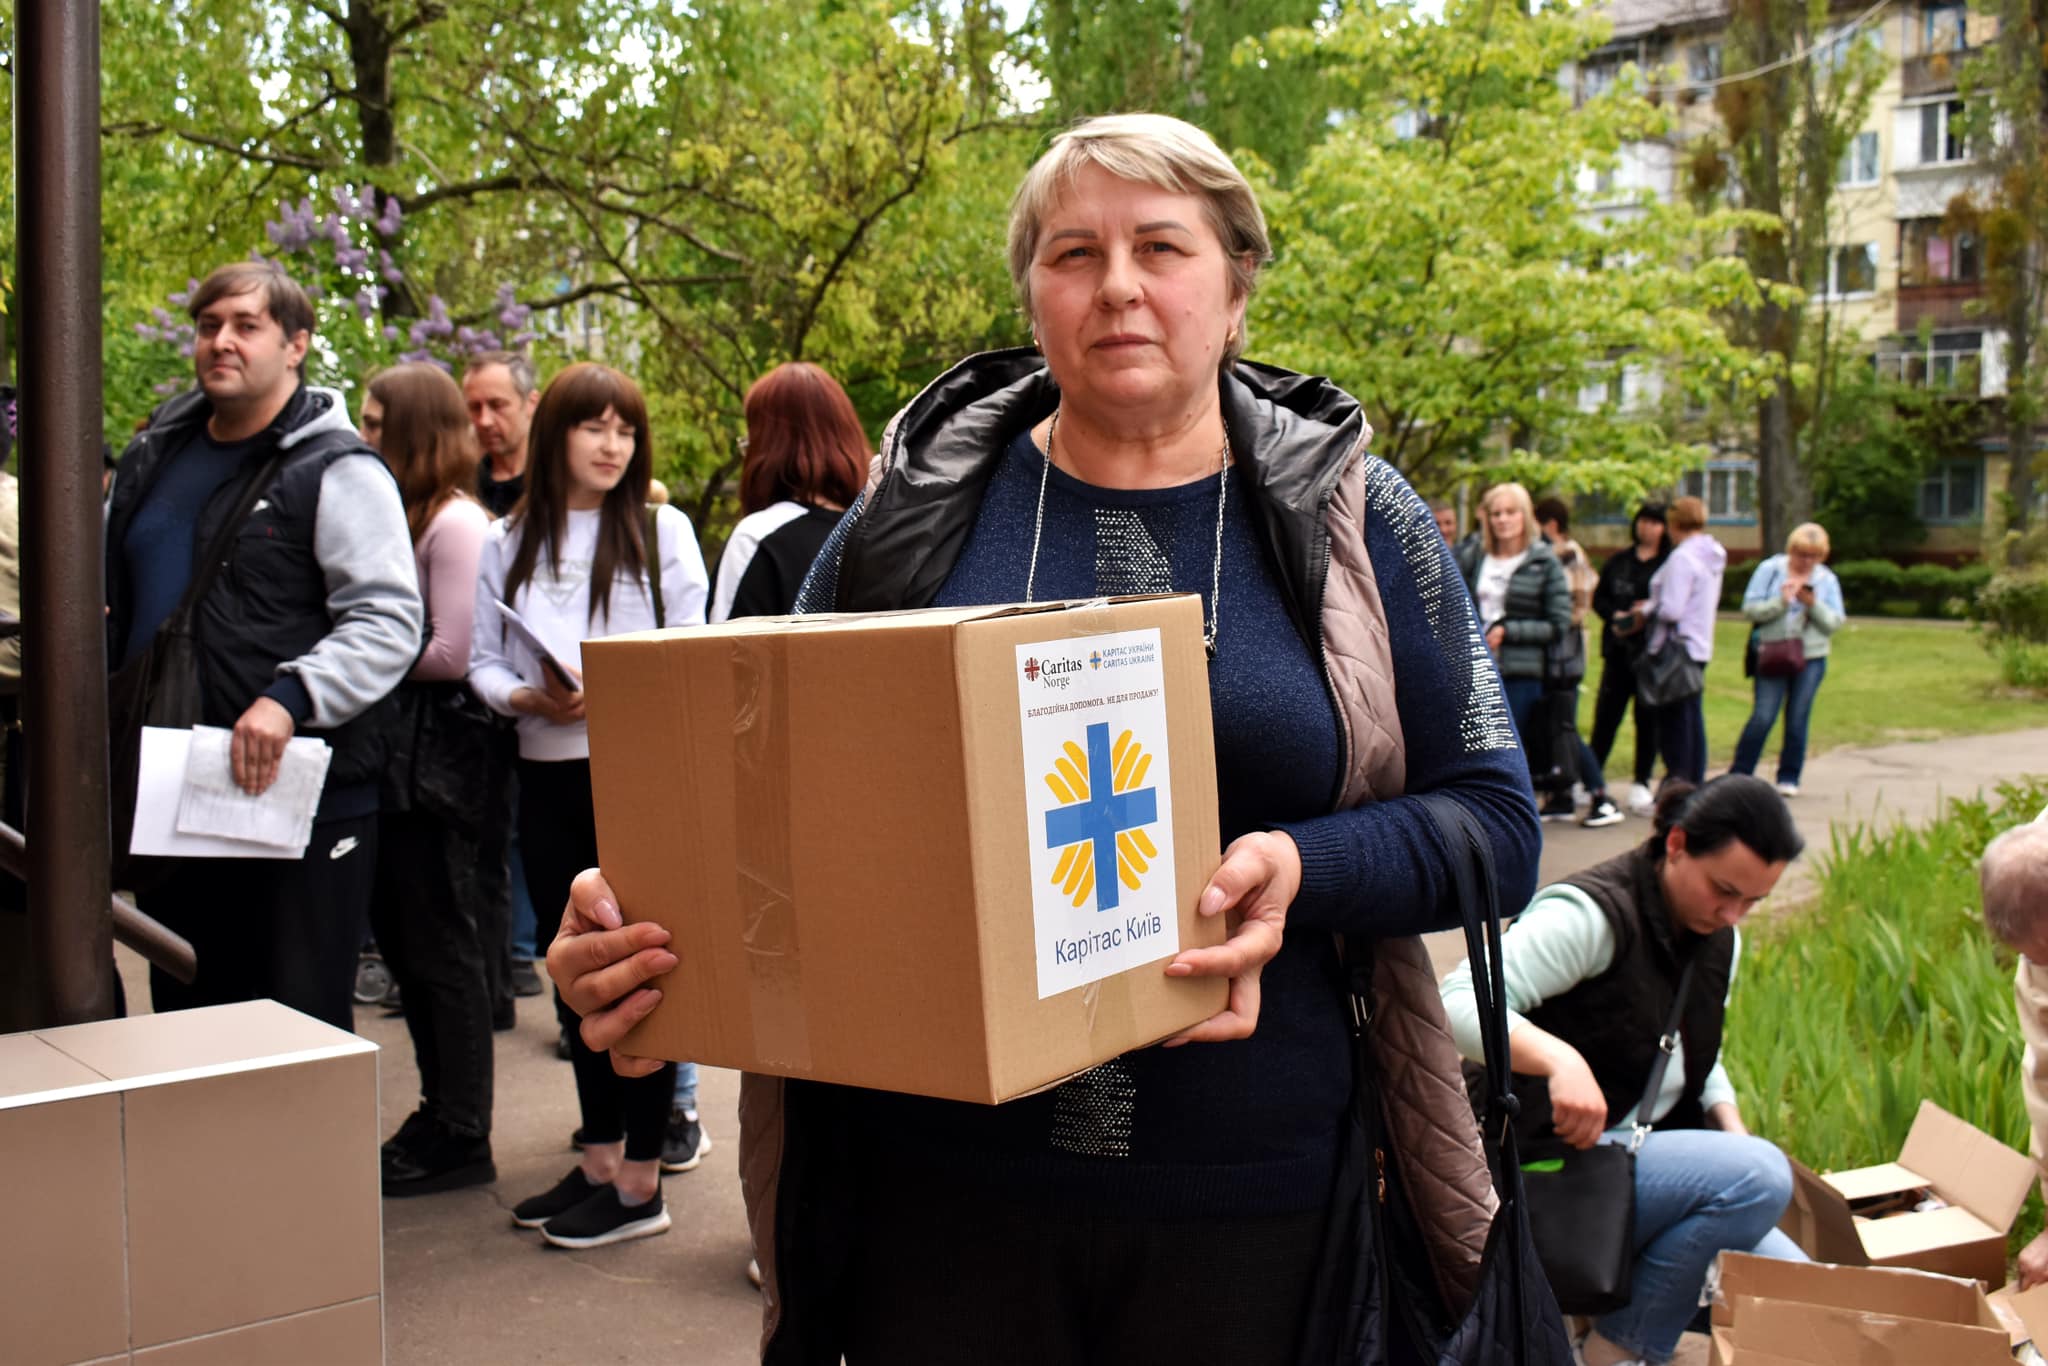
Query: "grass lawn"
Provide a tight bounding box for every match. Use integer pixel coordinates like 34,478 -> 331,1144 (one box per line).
1578,615 -> 2047,772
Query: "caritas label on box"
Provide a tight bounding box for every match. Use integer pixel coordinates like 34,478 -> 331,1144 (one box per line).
1017,629 -> 1180,998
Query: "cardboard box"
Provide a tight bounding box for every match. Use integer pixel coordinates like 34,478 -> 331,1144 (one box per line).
1710,1251 -> 2014,1364
585,594 -> 1228,1104
0,1001 -> 382,1366
1990,1280 -> 2048,1354
1776,1099 -> 2035,1286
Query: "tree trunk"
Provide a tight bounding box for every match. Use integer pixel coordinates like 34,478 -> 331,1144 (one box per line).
339,2 -> 420,317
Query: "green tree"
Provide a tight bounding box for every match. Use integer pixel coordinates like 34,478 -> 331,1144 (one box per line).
1956,0 -> 2048,562
1246,0 -> 1768,501
1702,0 -> 1889,553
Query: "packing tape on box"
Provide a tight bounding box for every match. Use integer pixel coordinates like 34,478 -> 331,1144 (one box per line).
730,632 -> 813,1073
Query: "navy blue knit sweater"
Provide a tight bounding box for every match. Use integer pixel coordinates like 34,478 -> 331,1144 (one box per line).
846,430 -> 1537,1218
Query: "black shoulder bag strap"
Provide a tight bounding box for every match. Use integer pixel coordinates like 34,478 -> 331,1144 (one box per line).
1627,954 -> 1700,1154
645,504 -> 666,629
168,449 -> 292,637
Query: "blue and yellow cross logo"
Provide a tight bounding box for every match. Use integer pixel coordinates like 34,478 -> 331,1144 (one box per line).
1043,721 -> 1160,911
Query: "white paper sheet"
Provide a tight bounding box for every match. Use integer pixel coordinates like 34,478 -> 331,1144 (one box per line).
172,724 -> 331,854
489,599 -> 579,691
129,727 -> 304,860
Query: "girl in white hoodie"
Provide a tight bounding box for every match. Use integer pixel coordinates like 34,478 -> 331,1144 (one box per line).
469,362 -> 709,1249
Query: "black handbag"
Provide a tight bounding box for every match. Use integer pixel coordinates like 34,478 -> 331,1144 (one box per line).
1518,957 -> 1698,1317
1634,632 -> 1702,707
108,450 -> 288,891
1318,794 -> 1573,1366
1543,624 -> 1586,689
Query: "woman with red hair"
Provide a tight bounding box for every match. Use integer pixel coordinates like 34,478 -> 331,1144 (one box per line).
709,362 -> 869,622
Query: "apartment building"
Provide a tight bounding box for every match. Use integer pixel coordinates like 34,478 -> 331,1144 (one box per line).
1570,0 -> 2013,557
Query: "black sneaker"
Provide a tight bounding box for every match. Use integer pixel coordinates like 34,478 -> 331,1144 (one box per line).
660,1108 -> 712,1173
511,960 -> 547,997
511,1168 -> 603,1229
382,1124 -> 496,1198
1537,791 -> 1576,821
1580,795 -> 1625,829
540,1186 -> 670,1249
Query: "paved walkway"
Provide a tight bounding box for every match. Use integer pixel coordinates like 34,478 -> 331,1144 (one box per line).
110,727 -> 2048,1365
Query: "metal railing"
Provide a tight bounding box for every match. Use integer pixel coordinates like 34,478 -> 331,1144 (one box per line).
0,821 -> 195,984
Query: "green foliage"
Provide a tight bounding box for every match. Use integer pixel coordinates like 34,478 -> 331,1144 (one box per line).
1971,571 -> 2048,646
1724,780 -> 2048,1257
1820,559 -> 1990,618
1245,0 -> 1769,501
1993,640 -> 2048,690
1805,360 -> 1954,564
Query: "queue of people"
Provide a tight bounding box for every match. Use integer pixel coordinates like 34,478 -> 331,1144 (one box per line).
92,111 -> 1917,1366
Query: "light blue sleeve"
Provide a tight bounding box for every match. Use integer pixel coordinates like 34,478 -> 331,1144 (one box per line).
1741,556 -> 1786,624
1808,566 -> 1846,635
1441,886 -> 1617,1063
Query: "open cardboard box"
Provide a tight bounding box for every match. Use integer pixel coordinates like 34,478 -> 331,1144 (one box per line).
1709,1250 -> 2014,1364
1777,1099 -> 2035,1287
584,593 -> 1227,1104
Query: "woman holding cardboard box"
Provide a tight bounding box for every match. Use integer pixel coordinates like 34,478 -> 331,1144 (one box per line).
468,362 -> 710,1249
1439,775 -> 1806,1366
549,114 -> 1551,1361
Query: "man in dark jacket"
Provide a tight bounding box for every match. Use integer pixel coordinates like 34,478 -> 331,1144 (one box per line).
105,260 -> 423,1029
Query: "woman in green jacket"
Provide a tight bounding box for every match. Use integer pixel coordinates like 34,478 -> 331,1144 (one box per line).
1459,481 -> 1572,793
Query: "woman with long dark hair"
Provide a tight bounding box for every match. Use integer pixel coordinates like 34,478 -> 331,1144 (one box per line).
469,362 -> 710,1248
361,363 -> 500,1196
709,361 -> 869,623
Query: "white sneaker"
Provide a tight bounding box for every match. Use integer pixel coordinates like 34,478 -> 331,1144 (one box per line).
1776,782 -> 1799,798
1624,782 -> 1655,817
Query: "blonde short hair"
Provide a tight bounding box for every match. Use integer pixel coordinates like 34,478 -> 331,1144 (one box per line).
1007,114 -> 1271,366
1668,495 -> 1709,533
1480,482 -> 1537,556
1787,522 -> 1830,558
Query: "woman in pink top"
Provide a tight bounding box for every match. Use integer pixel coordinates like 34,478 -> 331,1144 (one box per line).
359,363 -> 501,1197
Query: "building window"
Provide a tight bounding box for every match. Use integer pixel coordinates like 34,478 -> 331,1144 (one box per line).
1917,4 -> 1968,55
1919,457 -> 1982,523
1580,59 -> 1618,104
1687,42 -> 1722,85
1918,99 -> 1969,164
1900,220 -> 1982,285
1838,130 -> 1880,186
1681,461 -> 1758,522
1877,330 -> 1983,391
1825,243 -> 1879,297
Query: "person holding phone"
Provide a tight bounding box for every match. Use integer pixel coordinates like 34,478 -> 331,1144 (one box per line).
468,362 -> 709,1249
1729,523 -> 1843,798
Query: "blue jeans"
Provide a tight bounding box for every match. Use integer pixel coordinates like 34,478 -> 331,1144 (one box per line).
1595,1129 -> 1805,1362
1504,676 -> 1607,796
673,1061 -> 699,1114
1731,657 -> 1828,786
507,826 -> 539,961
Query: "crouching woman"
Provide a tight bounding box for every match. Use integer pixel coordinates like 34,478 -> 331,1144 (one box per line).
1439,775 -> 1807,1366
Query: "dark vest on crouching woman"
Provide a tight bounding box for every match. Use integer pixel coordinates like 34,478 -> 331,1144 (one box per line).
1513,840 -> 1736,1157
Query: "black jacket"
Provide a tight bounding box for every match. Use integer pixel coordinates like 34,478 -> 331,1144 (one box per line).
106,384 -> 420,798
1591,545 -> 1669,661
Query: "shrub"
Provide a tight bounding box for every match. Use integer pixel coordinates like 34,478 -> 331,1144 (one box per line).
1995,640 -> 2048,690
1832,559 -> 1904,612
1973,571 -> 2048,645
1724,779 -> 2048,1259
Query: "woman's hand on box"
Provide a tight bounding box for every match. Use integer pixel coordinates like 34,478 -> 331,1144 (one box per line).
2020,1230 -> 2048,1290
1160,830 -> 1300,1046
545,868 -> 677,1078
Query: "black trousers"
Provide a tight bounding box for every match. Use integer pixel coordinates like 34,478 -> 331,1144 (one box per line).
1589,654 -> 1661,787
370,807 -> 495,1137
517,758 -> 675,1162
1657,682 -> 1709,785
145,811 -> 377,1032
842,1185 -> 1325,1366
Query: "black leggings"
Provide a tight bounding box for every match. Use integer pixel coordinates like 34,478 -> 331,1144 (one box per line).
1590,654 -> 1661,787
842,1185 -> 1324,1366
517,758 -> 676,1162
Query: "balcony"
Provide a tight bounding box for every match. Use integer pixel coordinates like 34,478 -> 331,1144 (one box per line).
1901,45 -> 1983,99
1897,280 -> 1984,333
1873,331 -> 1989,396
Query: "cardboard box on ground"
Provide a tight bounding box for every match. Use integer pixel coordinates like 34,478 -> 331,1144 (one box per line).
1776,1099 -> 2036,1288
1708,1252 -> 2017,1365
584,593 -> 1227,1104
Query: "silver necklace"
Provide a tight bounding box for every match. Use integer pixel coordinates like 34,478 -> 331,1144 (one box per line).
1023,407 -> 1230,659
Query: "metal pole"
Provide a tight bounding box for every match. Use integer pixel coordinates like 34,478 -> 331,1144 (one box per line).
18,0 -> 115,1023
